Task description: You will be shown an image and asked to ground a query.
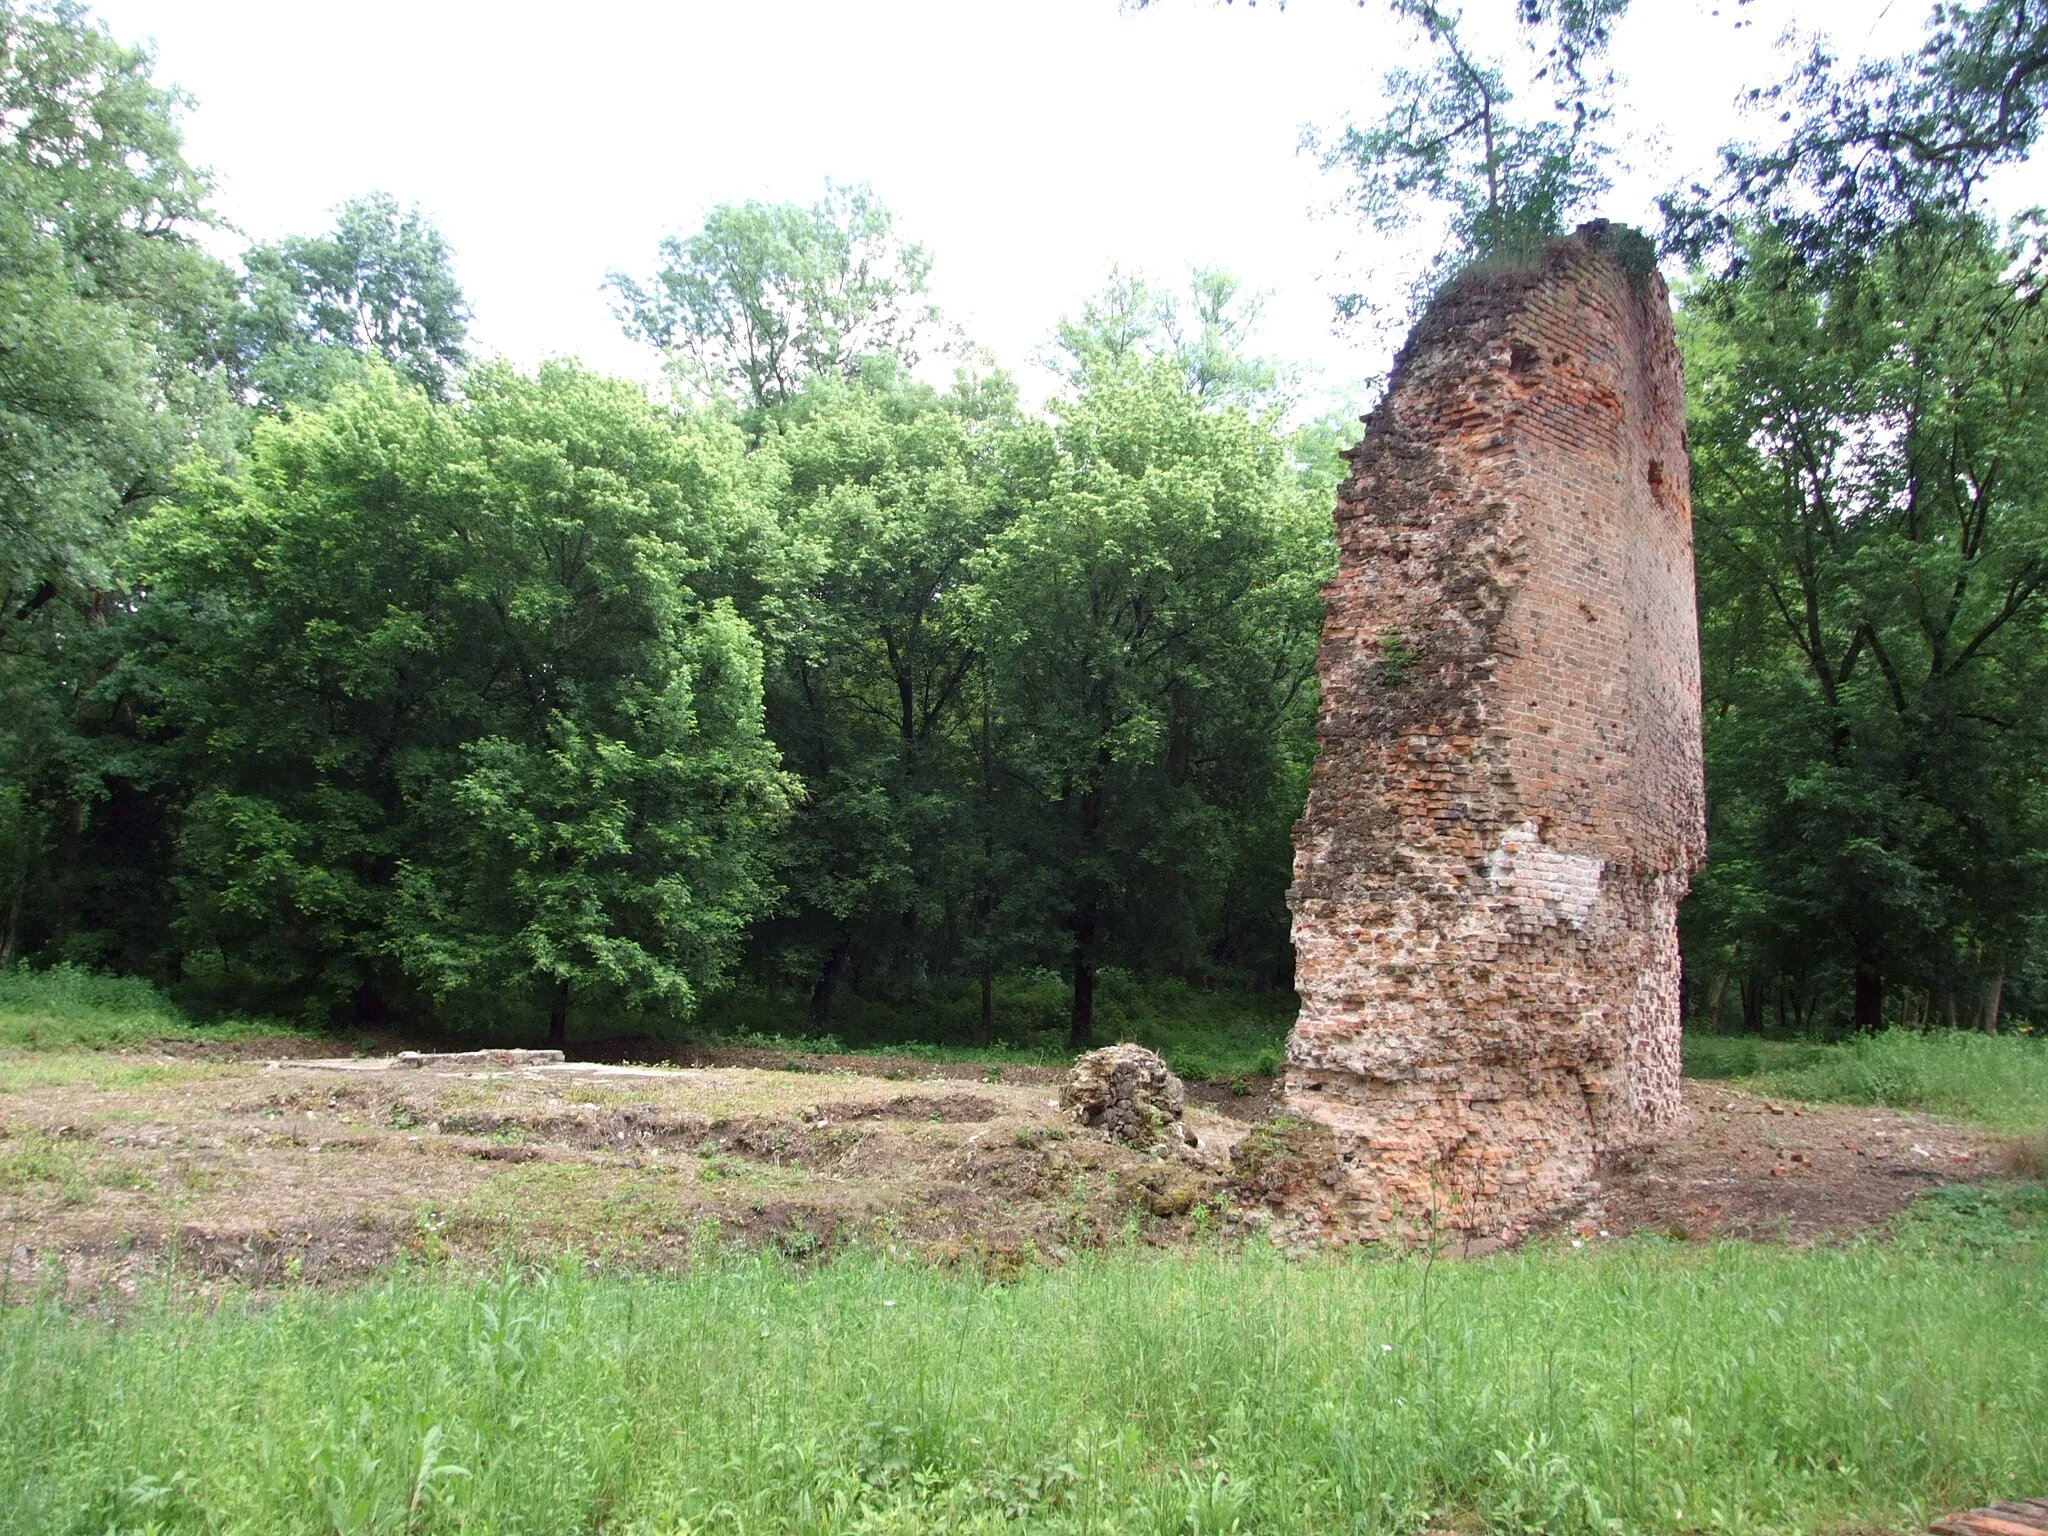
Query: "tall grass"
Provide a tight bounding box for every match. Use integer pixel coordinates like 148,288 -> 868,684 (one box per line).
0,965 -> 302,1051
1685,1028 -> 2048,1135
2,1224 -> 2043,1534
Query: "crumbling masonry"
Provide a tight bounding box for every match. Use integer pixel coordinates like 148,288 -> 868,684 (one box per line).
1286,224 -> 1707,1241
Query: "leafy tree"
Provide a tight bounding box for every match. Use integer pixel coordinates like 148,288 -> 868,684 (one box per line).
1681,218 -> 2048,1032
609,183 -> 939,434
1669,0 -> 2048,1035
128,365 -> 789,1038
977,361 -> 1327,1047
1666,0 -> 2048,268
1307,0 -> 1628,312
716,277 -> 1327,1042
743,364 -> 1020,1019
0,0 -> 241,968
0,0 -> 233,631
1051,268 -> 1283,408
241,192 -> 471,403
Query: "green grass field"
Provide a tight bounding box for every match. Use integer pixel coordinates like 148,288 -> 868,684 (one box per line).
3,1204 -> 2044,1536
1684,1029 -> 2048,1135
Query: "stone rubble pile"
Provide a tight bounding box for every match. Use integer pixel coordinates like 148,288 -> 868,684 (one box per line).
1062,1044 -> 1195,1151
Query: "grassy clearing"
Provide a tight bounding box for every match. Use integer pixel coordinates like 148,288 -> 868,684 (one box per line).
2,1195 -> 2043,1536
688,972 -> 1295,1084
1684,1029 -> 2048,1135
2,962 -> 1294,1085
0,1054 -> 237,1094
0,966 -> 307,1054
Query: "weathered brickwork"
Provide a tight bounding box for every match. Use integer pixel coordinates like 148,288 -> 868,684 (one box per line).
1286,224 -> 1707,1241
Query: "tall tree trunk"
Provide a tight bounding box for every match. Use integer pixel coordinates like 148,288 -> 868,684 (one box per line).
1898,991 -> 1919,1029
1704,968 -> 1731,1034
548,977 -> 571,1052
352,979 -> 387,1028
1977,970 -> 2004,1035
979,960 -> 994,1049
1740,975 -> 1763,1033
1852,966 -> 1884,1033
0,867 -> 24,970
1069,930 -> 1096,1054
50,800 -> 84,953
810,928 -> 849,1024
974,679 -> 996,1052
1067,744 -> 1108,1055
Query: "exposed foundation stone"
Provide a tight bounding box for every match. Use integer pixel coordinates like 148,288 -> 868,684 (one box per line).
1286,224 -> 1706,1241
1064,1044 -> 1192,1150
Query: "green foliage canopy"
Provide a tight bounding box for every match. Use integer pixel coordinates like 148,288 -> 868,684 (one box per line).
1308,0 -> 1628,314
128,365 -> 791,1036
1682,217 -> 2048,1029
0,0 -> 234,622
609,183 -> 940,433
978,344 -> 1328,1046
1667,0 -> 2048,267
0,0 -> 242,970
241,191 -> 471,404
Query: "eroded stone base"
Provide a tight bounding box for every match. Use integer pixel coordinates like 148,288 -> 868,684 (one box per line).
1285,1064 -> 1601,1238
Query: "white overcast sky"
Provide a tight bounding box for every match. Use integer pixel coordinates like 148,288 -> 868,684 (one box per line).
90,0 -> 2036,411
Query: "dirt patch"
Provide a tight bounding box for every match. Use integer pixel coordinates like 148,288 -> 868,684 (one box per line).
1535,1080 -> 2002,1246
821,1093 -> 1003,1123
145,1034 -> 348,1061
0,1054 -> 1247,1301
1999,1134 -> 2048,1181
0,1053 -> 2015,1300
1231,1116 -> 1341,1209
577,1038 -> 1281,1121
1183,1077 -> 1280,1123
578,1036 -> 1069,1082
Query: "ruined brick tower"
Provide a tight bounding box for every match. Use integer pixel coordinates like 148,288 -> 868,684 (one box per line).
1287,223 -> 1706,1240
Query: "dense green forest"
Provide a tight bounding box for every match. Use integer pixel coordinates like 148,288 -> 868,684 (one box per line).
4,0 -> 2047,1046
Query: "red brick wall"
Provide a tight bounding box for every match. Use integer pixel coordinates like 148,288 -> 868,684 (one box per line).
1286,225 -> 1706,1243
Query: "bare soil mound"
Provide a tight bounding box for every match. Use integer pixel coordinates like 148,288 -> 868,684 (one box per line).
0,1053 -> 2007,1300
1538,1080 -> 1999,1246
0,1053 -> 1251,1300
